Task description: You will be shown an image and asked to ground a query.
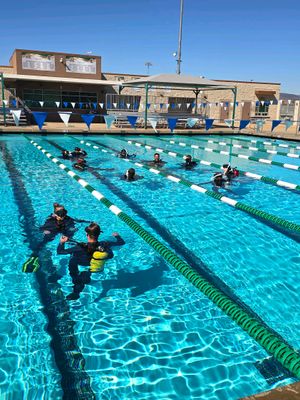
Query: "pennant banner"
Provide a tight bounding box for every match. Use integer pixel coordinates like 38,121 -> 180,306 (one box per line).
10,109 -> 22,126
3,100 -> 8,106
284,120 -> 293,130
12,99 -> 17,107
239,119 -> 250,130
71,102 -> 76,108
55,101 -> 60,108
127,115 -> 138,128
146,103 -> 151,110
81,114 -> 95,129
126,103 -> 131,109
63,102 -> 68,108
99,103 -> 104,108
39,101 -> 44,107
92,102 -> 97,109
271,120 -> 281,131
58,112 -> 72,127
168,118 -> 177,132
205,119 -> 214,131
33,112 -> 48,130
148,117 -> 159,132
104,115 -> 116,129
187,118 -> 199,128
224,119 -> 233,128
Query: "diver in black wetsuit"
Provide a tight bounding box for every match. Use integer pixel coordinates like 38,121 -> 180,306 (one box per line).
62,150 -> 73,160
72,147 -> 87,158
73,158 -> 87,171
57,222 -> 125,300
122,168 -> 143,182
118,149 -> 136,159
182,154 -> 197,169
22,203 -> 91,272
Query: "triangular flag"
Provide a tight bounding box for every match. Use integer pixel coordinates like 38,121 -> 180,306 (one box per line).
205,119 -> 214,131
92,102 -> 97,109
107,102 -> 111,109
186,103 -> 190,109
178,103 -> 181,109
230,102 -> 234,106
32,112 -> 47,130
271,120 -> 281,131
140,104 -> 144,110
224,119 -> 233,128
81,114 -> 95,129
79,102 -> 83,109
113,103 -> 117,108
104,115 -> 116,129
288,99 -> 291,104
279,100 -> 283,104
3,100 -> 8,106
284,120 -> 293,130
127,115 -> 138,128
160,103 -> 164,109
166,103 -> 170,109
148,117 -> 159,132
187,118 -> 199,128
241,102 -> 245,107
126,103 -> 131,109
171,103 -> 176,109
12,99 -> 17,107
55,101 -> 60,107
261,101 -> 265,106
168,118 -> 177,132
270,100 -> 273,105
239,119 -> 250,130
63,102 -> 68,108
99,103 -> 104,108
197,103 -> 201,108
58,112 -> 72,127
146,103 -> 151,110
10,109 -> 22,126
208,103 -> 212,107
236,102 -> 239,106
153,104 -> 158,110
39,101 -> 44,107
71,102 -> 76,108
220,102 -> 224,107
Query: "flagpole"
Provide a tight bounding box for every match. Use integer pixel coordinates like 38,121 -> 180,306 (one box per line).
176,0 -> 184,74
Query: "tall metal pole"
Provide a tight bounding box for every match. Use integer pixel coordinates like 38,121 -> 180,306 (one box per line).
1,73 -> 6,126
176,0 -> 184,74
144,83 -> 149,129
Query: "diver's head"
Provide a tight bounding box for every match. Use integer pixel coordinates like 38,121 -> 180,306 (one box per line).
85,223 -> 102,241
185,154 -> 192,163
222,163 -> 231,171
154,152 -> 160,161
53,203 -> 67,220
120,149 -> 127,157
74,147 -> 80,152
126,168 -> 136,181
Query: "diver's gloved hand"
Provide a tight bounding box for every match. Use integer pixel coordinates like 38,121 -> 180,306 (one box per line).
60,235 -> 69,243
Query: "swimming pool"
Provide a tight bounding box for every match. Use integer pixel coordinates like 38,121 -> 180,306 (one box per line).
1,133 -> 300,399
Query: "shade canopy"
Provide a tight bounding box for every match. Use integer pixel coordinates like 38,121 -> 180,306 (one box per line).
123,73 -> 234,91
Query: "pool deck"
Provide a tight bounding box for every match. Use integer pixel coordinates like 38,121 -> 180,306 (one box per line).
242,381 -> 300,399
1,122 -> 300,141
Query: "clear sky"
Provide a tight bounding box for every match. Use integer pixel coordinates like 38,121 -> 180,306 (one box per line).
1,0 -> 299,93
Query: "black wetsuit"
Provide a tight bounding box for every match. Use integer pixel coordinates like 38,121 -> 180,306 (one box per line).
40,215 -> 77,241
72,150 -> 87,157
183,160 -> 197,169
73,162 -> 87,171
57,234 -> 125,299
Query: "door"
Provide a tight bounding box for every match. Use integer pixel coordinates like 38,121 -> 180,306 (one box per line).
220,101 -> 230,120
241,101 -> 251,119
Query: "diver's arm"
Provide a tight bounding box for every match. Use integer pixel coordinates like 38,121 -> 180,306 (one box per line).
105,233 -> 125,247
57,242 -> 82,255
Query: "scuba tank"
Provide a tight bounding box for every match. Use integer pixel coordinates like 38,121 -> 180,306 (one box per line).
90,247 -> 109,272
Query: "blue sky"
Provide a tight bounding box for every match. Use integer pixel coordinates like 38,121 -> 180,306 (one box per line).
1,0 -> 299,93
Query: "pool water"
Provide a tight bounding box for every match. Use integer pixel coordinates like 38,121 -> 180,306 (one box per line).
0,133 -> 300,400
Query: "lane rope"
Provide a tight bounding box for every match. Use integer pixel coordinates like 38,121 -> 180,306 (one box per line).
216,135 -> 300,152
25,135 -> 300,379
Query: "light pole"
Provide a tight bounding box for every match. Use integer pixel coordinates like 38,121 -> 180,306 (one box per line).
176,0 -> 184,74
145,61 -> 153,75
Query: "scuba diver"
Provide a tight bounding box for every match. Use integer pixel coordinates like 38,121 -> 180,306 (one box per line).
73,158 -> 87,171
57,222 -> 125,300
145,152 -> 166,167
61,150 -> 73,160
182,154 -> 197,170
222,164 -> 240,181
118,149 -> 136,159
122,168 -> 143,182
22,203 -> 91,272
213,172 -> 227,188
72,147 -> 87,158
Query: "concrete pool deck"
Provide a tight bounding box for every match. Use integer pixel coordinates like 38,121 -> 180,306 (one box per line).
0,122 -> 300,141
242,380 -> 300,399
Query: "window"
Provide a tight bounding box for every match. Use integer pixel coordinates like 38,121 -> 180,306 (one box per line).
280,101 -> 295,119
22,88 -> 97,107
255,101 -> 269,117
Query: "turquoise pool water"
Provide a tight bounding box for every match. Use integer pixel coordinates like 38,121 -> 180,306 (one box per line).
0,133 -> 300,399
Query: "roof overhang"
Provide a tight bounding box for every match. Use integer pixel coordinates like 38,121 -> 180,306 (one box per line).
2,73 -> 121,86
255,90 -> 276,95
122,73 -> 235,91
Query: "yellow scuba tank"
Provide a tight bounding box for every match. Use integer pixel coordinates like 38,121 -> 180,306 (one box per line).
90,248 -> 109,272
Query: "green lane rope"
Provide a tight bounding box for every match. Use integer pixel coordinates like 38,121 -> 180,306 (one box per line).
102,137 -> 300,235
217,135 -> 300,152
151,137 -> 300,172
25,135 -> 300,379
153,137 -> 300,191
169,135 -> 300,160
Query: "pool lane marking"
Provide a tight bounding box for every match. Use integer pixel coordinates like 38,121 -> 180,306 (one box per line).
25,136 -> 300,379
155,137 -> 300,172
124,137 -> 300,192
72,137 -> 300,240
0,142 -> 96,399
173,135 -> 300,160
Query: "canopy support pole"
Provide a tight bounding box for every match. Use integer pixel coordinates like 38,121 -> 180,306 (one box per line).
144,82 -> 149,129
231,87 -> 237,128
193,89 -> 200,115
1,73 -> 6,126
